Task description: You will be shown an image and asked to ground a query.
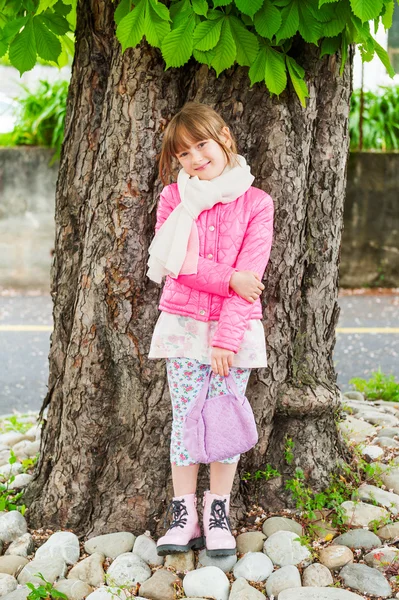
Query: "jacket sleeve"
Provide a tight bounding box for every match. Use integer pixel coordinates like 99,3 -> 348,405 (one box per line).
155,186 -> 238,297
211,193 -> 274,353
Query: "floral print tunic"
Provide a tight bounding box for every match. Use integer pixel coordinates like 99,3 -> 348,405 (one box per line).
148,311 -> 267,368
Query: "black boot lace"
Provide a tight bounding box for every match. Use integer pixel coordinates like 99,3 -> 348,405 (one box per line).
164,498 -> 188,530
209,499 -> 231,532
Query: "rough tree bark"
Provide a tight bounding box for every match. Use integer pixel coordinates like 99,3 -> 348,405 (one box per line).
23,0 -> 354,537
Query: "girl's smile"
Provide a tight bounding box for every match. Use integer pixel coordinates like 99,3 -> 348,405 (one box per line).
175,127 -> 232,180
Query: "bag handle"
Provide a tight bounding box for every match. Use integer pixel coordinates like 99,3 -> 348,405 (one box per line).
187,369 -> 245,423
186,368 -> 213,422
224,371 -> 245,404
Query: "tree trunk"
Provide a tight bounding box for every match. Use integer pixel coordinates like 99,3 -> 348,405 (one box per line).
24,0 -> 354,537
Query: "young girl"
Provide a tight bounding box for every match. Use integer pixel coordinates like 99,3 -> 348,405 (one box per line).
147,102 -> 274,558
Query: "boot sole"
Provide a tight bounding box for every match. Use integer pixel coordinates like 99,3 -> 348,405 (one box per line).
156,536 -> 205,556
206,547 -> 237,557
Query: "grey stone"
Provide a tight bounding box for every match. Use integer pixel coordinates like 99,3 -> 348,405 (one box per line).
344,392 -> 365,402
378,428 -> 399,438
67,552 -> 105,587
106,552 -> 151,587
361,445 -> 384,460
54,579 -> 94,600
265,565 -> 301,597
183,566 -> 230,600
84,533 -> 135,559
0,573 -> 17,596
263,530 -> 312,567
262,516 -> 303,538
338,416 -> 376,443
319,545 -> 354,570
5,534 -> 34,558
0,434 -> 27,447
17,556 -> 67,585
0,464 -> 23,481
132,534 -> 164,567
236,532 -> 266,554
381,468 -> 399,495
279,589 -> 369,599
378,522 -> 399,540
229,577 -> 265,599
1,585 -> 30,600
359,411 -> 399,427
0,556 -> 29,576
333,529 -> 382,550
7,475 -> 32,490
340,500 -> 389,526
364,546 -> 399,571
164,550 -> 195,572
197,549 -> 237,573
85,587 -> 137,600
340,563 -> 392,598
356,483 -> 399,515
35,531 -> 80,565
0,513 -> 27,544
139,569 -> 181,600
375,437 -> 399,448
233,552 -> 273,582
302,563 -> 333,586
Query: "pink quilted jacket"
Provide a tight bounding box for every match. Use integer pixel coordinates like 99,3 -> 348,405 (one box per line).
153,183 -> 274,353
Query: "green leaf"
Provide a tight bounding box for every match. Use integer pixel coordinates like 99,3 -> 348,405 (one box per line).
193,16 -> 223,51
349,0 -> 384,22
9,15 -> 37,75
234,0 -> 264,17
213,0 -> 232,6
381,0 -> 394,29
275,0 -> 299,45
149,0 -> 170,21
264,45 -> 286,94
339,26 -> 348,76
249,44 -> 266,84
319,0 -> 340,5
33,15 -> 62,60
116,0 -> 146,52
36,0 -> 56,14
320,34 -> 341,57
192,0 -> 208,16
372,35 -> 396,77
229,15 -> 259,65
193,47 -> 216,66
298,2 -> 323,44
114,0 -> 131,26
254,0 -> 281,39
0,15 -> 29,44
161,13 -> 195,67
40,11 -> 71,35
210,18 -> 236,75
145,2 -> 170,48
170,0 -> 194,28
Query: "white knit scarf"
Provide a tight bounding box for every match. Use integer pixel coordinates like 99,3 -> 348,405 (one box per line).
146,154 -> 254,283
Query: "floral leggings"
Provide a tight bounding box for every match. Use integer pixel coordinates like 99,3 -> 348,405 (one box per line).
166,357 -> 252,467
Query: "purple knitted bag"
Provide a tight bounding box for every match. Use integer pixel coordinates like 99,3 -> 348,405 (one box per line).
182,369 -> 258,464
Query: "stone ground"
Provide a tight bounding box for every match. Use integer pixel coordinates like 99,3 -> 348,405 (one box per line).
2,390 -> 399,599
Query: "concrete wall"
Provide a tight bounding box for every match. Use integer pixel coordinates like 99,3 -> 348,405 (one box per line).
0,147 -> 58,291
0,147 -> 398,291
340,152 -> 399,288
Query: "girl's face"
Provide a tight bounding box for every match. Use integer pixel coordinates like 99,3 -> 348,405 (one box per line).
175,126 -> 232,180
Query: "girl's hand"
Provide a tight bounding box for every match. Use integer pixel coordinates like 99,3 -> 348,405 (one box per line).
229,271 -> 265,303
211,347 -> 234,377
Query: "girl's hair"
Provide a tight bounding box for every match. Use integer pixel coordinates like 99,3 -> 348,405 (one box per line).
158,102 -> 239,186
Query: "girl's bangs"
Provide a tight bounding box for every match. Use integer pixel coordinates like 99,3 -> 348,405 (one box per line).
171,122 -> 217,156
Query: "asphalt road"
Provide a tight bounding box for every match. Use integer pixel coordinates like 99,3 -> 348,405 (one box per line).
0,291 -> 398,415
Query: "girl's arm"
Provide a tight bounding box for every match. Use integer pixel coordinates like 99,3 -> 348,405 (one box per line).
154,186 -> 238,297
211,193 -> 274,353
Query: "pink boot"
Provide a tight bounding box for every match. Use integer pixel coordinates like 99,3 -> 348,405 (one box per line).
156,493 -> 204,556
203,490 -> 236,557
